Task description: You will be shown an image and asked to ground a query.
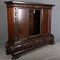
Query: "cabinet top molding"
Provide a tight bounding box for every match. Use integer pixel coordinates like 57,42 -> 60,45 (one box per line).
4,1 -> 55,6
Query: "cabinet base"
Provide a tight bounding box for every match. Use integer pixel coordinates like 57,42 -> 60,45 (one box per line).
5,34 -> 54,59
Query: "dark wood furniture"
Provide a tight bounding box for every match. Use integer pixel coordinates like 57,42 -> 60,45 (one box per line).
4,1 -> 55,59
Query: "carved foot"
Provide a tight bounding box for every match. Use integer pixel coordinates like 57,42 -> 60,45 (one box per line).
49,40 -> 55,45
12,52 -> 23,59
12,54 -> 20,59
6,50 -> 10,55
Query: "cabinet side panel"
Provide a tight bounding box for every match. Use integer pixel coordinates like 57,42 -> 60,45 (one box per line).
41,9 -> 49,34
7,7 -> 15,41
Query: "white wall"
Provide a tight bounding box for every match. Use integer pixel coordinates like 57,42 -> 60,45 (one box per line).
0,0 -> 60,44
41,0 -> 60,42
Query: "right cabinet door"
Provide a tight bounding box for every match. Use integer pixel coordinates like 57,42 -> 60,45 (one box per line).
41,9 -> 50,34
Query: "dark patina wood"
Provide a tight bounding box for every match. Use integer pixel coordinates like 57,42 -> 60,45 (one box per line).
4,1 -> 55,59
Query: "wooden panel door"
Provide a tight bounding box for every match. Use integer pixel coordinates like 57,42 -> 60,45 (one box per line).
41,9 -> 49,34
16,8 -> 29,39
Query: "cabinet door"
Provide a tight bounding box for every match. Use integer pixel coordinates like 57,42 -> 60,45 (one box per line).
14,8 -> 29,39
41,9 -> 49,34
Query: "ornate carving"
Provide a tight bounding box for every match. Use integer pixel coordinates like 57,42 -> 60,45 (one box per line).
7,4 -> 52,9
5,34 -> 54,59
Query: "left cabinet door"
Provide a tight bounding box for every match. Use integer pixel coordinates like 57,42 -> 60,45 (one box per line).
14,7 -> 29,40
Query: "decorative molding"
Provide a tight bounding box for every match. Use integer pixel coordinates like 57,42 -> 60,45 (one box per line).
5,34 -> 54,59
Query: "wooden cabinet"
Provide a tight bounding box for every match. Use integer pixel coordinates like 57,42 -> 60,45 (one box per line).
4,1 -> 55,59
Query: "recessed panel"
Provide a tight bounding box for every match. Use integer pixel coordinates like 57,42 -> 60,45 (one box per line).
29,10 -> 40,36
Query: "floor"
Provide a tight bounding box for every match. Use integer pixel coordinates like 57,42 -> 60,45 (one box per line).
0,42 -> 60,60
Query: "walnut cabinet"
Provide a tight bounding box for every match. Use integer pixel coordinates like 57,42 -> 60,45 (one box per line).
4,1 -> 55,59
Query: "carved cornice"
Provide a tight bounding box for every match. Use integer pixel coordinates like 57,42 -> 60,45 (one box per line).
5,1 -> 54,9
